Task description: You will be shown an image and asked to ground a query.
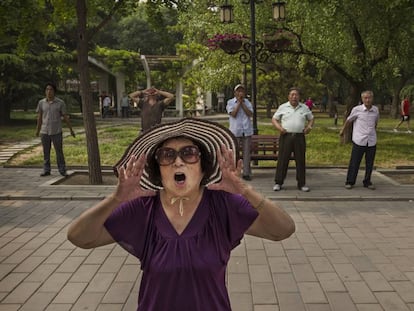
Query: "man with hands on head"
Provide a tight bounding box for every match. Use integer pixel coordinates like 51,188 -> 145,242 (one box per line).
129,87 -> 175,132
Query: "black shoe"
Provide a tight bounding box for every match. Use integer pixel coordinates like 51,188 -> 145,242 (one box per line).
242,175 -> 252,181
40,172 -> 51,176
60,172 -> 69,177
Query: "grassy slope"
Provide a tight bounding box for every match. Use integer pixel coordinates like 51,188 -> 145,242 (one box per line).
2,110 -> 414,168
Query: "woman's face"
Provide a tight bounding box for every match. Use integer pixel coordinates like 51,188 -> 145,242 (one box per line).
158,138 -> 204,196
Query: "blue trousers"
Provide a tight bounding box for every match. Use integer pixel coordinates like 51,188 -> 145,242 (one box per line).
346,142 -> 376,186
41,133 -> 66,174
237,135 -> 251,177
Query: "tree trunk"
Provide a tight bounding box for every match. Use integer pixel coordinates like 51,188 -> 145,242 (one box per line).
0,94 -> 12,125
341,84 -> 361,144
76,0 -> 103,185
266,101 -> 272,118
390,80 -> 405,118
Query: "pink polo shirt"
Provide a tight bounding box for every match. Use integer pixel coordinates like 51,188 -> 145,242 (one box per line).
347,104 -> 379,147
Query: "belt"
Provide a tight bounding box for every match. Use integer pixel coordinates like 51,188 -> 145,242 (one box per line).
285,132 -> 304,136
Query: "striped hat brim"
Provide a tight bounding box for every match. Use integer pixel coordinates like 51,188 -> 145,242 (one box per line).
113,118 -> 238,191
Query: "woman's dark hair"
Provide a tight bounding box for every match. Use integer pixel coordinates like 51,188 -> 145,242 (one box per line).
146,137 -> 215,187
45,82 -> 57,92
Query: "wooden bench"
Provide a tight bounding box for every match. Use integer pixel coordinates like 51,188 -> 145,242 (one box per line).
239,134 -> 294,163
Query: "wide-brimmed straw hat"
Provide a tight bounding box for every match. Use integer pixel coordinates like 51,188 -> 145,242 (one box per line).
113,118 -> 238,191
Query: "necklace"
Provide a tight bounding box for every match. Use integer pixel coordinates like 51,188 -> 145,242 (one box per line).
170,197 -> 189,216
162,189 -> 203,217
163,197 -> 190,217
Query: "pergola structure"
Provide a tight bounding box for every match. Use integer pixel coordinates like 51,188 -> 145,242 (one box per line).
88,54 -> 210,118
140,54 -> 187,117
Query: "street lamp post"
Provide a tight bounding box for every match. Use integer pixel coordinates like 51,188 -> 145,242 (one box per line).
220,0 -> 286,134
249,0 -> 258,134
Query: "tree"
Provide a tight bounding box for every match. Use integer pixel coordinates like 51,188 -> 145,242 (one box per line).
74,0 -> 183,184
174,0 -> 414,143
74,0 -> 129,184
286,0 -> 414,112
75,0 -> 103,184
0,1 -> 73,125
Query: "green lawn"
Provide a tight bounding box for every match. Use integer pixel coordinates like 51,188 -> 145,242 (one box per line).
2,110 -> 414,168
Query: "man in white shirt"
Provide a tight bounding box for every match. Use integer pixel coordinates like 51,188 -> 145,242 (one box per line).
340,90 -> 379,190
272,87 -> 314,192
226,84 -> 254,180
102,93 -> 112,118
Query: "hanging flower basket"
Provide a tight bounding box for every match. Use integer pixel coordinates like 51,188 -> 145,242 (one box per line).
263,30 -> 295,52
207,33 -> 248,55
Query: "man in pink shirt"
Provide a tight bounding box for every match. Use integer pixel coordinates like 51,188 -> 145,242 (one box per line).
340,90 -> 379,190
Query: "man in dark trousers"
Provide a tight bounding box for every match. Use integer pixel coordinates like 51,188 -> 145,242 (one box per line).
340,90 -> 379,190
272,87 -> 314,192
36,82 -> 75,177
226,84 -> 254,181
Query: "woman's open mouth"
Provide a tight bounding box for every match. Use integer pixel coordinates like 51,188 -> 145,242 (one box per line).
174,173 -> 186,184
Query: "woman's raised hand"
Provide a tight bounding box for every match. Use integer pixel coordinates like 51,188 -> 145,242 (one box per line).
207,144 -> 248,195
114,154 -> 156,202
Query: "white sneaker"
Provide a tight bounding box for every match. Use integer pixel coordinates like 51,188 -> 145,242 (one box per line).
273,184 -> 281,191
407,130 -> 412,133
393,128 -> 398,132
300,186 -> 310,192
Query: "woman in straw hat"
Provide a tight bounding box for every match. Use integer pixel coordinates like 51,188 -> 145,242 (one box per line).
67,118 -> 295,311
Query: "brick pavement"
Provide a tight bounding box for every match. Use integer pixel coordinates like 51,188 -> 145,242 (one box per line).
1,166 -> 414,311
1,116 -> 414,310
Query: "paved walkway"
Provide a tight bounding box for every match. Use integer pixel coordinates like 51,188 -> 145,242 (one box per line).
1,118 -> 414,310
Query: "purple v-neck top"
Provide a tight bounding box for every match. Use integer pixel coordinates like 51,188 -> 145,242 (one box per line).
104,189 -> 258,311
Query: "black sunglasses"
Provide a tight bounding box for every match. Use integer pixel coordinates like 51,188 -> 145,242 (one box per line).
155,145 -> 201,166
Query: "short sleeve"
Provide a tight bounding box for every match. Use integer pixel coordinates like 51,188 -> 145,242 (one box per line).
208,190 -> 259,249
60,100 -> 67,116
223,193 -> 259,249
104,196 -> 155,259
226,99 -> 235,114
36,101 -> 42,114
273,108 -> 282,120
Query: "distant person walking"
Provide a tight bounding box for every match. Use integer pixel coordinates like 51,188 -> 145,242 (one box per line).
394,97 -> 411,133
272,87 -> 314,192
120,93 -> 130,118
226,84 -> 253,181
320,94 -> 328,112
305,97 -> 314,110
129,87 -> 175,132
102,92 -> 112,118
36,82 -> 75,177
340,90 -> 379,190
